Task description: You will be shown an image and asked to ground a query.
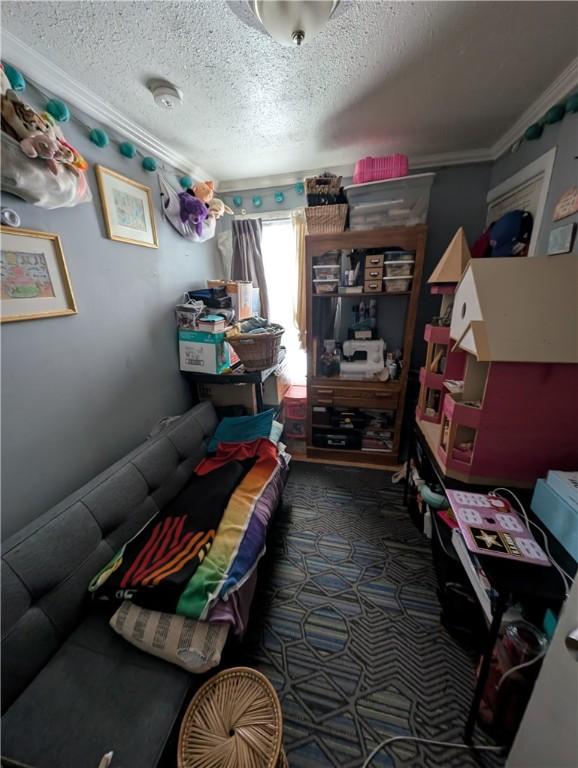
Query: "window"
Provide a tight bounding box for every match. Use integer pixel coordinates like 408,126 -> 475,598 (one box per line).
261,217 -> 306,384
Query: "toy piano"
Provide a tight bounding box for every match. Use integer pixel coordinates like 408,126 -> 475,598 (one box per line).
446,490 -> 550,566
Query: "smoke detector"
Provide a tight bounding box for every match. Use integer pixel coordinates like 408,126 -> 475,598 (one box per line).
248,0 -> 340,46
147,79 -> 183,110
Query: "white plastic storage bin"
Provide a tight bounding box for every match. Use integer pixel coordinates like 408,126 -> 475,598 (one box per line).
383,276 -> 412,293
313,278 -> 339,295
345,173 -> 435,228
384,260 -> 414,277
313,251 -> 341,266
313,264 -> 341,280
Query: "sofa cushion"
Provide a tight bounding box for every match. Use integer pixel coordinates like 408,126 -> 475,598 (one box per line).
1,402 -> 218,713
1,610 -> 191,768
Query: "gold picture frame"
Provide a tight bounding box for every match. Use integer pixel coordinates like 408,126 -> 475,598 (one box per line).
0,227 -> 77,323
95,165 -> 159,248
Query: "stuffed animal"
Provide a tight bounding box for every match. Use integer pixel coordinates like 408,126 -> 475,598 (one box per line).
20,134 -> 65,175
1,90 -> 52,142
178,191 -> 209,236
191,180 -> 214,204
1,86 -> 87,175
208,197 -> 234,219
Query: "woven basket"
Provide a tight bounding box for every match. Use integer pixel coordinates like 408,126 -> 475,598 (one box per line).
178,667 -> 285,768
227,327 -> 284,371
306,174 -> 342,196
305,204 -> 348,234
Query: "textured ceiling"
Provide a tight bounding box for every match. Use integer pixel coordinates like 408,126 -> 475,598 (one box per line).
2,1 -> 577,183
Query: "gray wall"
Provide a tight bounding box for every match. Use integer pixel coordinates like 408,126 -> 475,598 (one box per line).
1,109 -> 220,540
415,163 -> 492,365
490,111 -> 578,256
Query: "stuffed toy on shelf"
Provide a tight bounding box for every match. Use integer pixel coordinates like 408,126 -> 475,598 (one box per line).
208,197 -> 234,219
190,180 -> 214,204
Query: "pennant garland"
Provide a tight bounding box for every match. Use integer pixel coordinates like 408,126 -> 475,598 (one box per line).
226,180 -> 305,212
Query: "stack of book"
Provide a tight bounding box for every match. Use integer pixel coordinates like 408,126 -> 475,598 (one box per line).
197,314 -> 226,333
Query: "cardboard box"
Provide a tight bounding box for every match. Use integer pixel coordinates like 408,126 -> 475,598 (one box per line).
179,330 -> 230,375
263,358 -> 291,407
226,281 -> 253,320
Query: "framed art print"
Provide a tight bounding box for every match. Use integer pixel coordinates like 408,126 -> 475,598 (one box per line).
0,227 -> 77,323
95,165 -> 158,248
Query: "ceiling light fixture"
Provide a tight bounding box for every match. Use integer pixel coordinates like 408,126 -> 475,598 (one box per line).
249,0 -> 340,46
147,79 -> 184,110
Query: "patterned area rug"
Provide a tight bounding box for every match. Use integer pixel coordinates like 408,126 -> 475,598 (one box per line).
239,462 -> 503,768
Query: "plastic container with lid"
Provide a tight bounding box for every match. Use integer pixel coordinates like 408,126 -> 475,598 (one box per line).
502,621 -> 547,665
345,173 -> 435,227
313,278 -> 339,295
383,250 -> 415,262
384,260 -> 414,277
314,251 -> 341,266
313,264 -> 341,280
284,418 -> 306,439
383,276 -> 412,293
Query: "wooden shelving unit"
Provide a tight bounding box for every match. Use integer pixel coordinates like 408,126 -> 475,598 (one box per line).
305,225 -> 427,467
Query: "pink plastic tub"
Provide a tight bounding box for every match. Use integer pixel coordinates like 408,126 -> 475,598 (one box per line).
353,154 -> 409,185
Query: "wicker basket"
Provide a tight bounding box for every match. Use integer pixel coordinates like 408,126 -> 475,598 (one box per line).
178,667 -> 285,768
306,174 -> 342,196
305,204 -> 348,234
227,326 -> 284,371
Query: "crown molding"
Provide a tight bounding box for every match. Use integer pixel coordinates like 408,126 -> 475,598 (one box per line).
1,30 -> 212,180
3,30 -> 576,188
490,57 -> 578,161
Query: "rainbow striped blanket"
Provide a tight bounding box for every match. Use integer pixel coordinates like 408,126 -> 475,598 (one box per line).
89,438 -> 285,620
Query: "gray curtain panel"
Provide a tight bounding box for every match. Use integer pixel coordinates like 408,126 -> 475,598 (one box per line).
231,218 -> 270,320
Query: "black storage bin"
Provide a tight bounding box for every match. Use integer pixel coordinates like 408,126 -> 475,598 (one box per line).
330,408 -> 366,430
187,288 -> 232,309
313,430 -> 362,450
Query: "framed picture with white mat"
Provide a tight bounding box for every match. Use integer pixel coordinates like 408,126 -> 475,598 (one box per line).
95,165 -> 158,248
0,227 -> 77,323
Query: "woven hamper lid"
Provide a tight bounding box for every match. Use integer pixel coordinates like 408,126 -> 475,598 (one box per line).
178,667 -> 284,768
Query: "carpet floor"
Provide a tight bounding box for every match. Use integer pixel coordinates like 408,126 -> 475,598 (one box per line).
237,461 -> 504,768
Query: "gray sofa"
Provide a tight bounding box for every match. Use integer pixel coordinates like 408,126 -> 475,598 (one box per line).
1,402 -> 219,768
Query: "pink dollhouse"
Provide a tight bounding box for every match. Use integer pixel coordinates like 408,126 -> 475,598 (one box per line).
434,252 -> 578,487
416,228 -> 469,424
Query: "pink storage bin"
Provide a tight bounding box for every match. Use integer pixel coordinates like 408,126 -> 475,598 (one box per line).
285,418 -> 306,439
353,154 -> 409,185
284,385 -> 307,420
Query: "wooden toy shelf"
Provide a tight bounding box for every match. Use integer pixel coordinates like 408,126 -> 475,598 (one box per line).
305,225 -> 427,467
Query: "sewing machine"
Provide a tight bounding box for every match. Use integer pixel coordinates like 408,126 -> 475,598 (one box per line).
341,339 -> 385,379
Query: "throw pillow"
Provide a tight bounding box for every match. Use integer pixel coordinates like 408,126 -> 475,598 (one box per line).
109,601 -> 229,673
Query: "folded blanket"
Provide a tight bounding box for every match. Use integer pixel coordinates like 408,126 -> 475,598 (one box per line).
176,438 -> 283,620
89,461 -> 246,609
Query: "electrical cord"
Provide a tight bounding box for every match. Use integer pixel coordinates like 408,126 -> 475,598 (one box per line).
493,487 -> 573,594
495,649 -> 546,692
361,735 -> 504,768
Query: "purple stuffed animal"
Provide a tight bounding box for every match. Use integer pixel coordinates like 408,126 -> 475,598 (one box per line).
178,192 -> 209,237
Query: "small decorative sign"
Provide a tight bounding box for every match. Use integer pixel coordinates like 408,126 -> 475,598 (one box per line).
547,222 -> 576,255
553,186 -> 578,221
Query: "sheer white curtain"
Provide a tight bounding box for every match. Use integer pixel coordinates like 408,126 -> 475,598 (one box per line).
261,217 -> 306,384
